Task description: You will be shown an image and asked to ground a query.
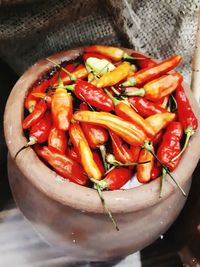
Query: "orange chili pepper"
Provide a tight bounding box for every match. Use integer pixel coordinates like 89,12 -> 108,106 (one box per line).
73,110 -> 147,146
51,88 -> 72,131
145,112 -> 175,136
48,126 -> 67,154
93,62 -> 131,88
137,147 -> 154,183
92,150 -> 105,176
69,122 -> 88,154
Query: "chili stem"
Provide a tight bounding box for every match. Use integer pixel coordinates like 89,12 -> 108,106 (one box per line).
143,141 -> 186,197
123,53 -> 146,61
172,127 -> 194,162
96,184 -> 119,231
160,168 -> 167,198
106,153 -> 150,166
99,145 -> 108,171
14,136 -> 37,160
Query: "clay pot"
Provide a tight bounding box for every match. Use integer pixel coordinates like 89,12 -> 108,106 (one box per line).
4,47 -> 200,261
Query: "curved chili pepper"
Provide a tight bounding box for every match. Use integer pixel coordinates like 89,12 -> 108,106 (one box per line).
22,100 -> 47,129
48,126 -> 67,154
131,52 -> 157,69
145,112 -> 176,136
65,79 -> 114,112
80,103 -> 108,148
15,112 -> 52,159
69,122 -> 89,153
137,147 -> 154,183
85,45 -> 134,61
35,145 -> 88,185
157,122 -> 183,172
122,55 -> 182,87
92,150 -> 105,176
73,110 -> 147,146
128,96 -> 166,118
93,61 -> 131,88
173,85 -> 198,160
51,88 -> 72,131
95,167 -> 133,190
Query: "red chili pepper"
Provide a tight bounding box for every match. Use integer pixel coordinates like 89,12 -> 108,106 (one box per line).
137,147 -> 154,183
174,85 -> 198,159
35,145 -> 88,185
123,55 -> 182,87
83,53 -> 111,62
151,164 -> 161,180
51,88 -> 73,131
69,122 -> 89,154
31,92 -> 52,109
131,52 -> 157,69
92,150 -> 105,176
48,126 -> 67,154
110,131 -> 136,163
152,130 -> 163,147
65,79 -> 114,112
80,103 -> 108,148
157,121 -> 183,171
67,147 -> 81,163
155,95 -> 169,109
128,96 -> 166,118
22,100 -> 47,129
95,167 -> 133,190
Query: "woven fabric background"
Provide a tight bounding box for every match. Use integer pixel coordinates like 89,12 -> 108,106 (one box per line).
0,0 -> 199,84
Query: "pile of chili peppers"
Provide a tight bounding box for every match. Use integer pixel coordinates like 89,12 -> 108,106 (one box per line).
19,45 -> 198,198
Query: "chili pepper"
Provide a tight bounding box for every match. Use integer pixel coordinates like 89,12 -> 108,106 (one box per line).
151,164 -> 161,180
25,79 -> 50,112
85,45 -> 135,61
31,92 -> 52,109
22,100 -> 47,129
48,126 -> 67,154
128,96 -> 166,118
93,61 -> 131,88
85,57 -> 115,77
83,53 -> 111,62
67,147 -> 81,163
15,112 -> 52,159
109,131 -> 137,163
129,146 -> 141,162
65,79 -> 114,112
123,73 -> 183,102
92,150 -> 105,176
69,122 -> 88,153
145,112 -> 176,136
152,130 -> 163,146
156,95 -> 169,109
35,145 -> 88,185
137,147 -> 154,183
173,85 -> 198,160
94,167 -> 132,190
51,88 -> 73,131
79,140 -> 102,180
122,55 -> 182,87
73,110 -> 147,146
131,52 -> 157,69
80,103 -> 108,148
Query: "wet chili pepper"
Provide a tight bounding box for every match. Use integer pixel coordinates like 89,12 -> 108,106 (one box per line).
73,110 -> 147,146
145,112 -> 176,136
48,126 -> 67,154
85,45 -> 134,61
93,61 -> 131,88
131,52 -> 157,69
15,112 -> 52,159
122,55 -> 182,87
173,85 -> 198,160
128,96 -> 166,118
51,88 -> 72,131
65,79 -> 114,112
94,167 -> 133,190
35,145 -> 88,185
80,103 -> 108,148
137,147 -> 154,183
22,100 -> 47,129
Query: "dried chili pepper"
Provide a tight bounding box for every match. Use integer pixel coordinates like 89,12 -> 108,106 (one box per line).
22,100 -> 47,129
122,55 -> 182,87
73,110 -> 147,146
48,126 -> 67,154
85,45 -> 134,61
93,61 -> 131,88
128,96 -> 166,118
80,103 -> 108,148
51,88 -> 72,131
35,145 -> 88,185
15,112 -> 52,159
94,167 -> 133,190
131,52 -> 157,69
173,85 -> 198,160
137,147 -> 154,183
65,79 -> 114,112
145,112 -> 176,136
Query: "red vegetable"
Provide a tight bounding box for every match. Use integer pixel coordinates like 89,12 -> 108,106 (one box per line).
48,126 -> 67,154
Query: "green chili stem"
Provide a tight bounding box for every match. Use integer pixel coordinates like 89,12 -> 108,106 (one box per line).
122,88 -> 145,97
123,53 -> 146,61
160,168 -> 167,198
99,145 -> 108,171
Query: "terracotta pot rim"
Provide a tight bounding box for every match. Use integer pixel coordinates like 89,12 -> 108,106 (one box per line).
4,47 -> 200,214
